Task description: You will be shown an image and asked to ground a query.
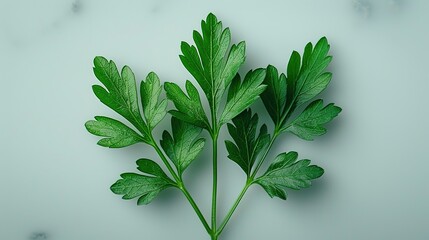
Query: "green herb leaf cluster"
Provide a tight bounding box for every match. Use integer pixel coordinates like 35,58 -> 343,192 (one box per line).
261,37 -> 335,134
85,13 -> 341,240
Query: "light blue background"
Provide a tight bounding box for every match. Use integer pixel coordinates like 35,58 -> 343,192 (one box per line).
1,0 -> 428,239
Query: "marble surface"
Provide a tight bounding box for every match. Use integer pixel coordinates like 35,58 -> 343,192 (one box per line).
1,0 -> 428,239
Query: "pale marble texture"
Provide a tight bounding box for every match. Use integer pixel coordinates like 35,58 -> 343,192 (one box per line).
0,0 -> 428,239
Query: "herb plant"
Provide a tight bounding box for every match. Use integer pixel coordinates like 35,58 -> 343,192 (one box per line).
85,13 -> 341,240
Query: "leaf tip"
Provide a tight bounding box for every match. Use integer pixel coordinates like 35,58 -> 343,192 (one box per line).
110,180 -> 121,194
207,12 -> 217,21
93,56 -> 107,65
84,119 -> 94,130
311,166 -> 325,179
335,105 -> 343,114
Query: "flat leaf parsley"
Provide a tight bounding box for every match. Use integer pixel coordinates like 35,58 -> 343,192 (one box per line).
85,13 -> 341,240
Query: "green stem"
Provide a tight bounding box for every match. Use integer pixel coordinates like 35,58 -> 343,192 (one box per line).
216,179 -> 252,237
211,128 -> 219,236
210,96 -> 219,237
180,184 -> 212,234
151,137 -> 180,182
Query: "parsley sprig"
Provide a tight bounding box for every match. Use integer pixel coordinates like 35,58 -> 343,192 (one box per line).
85,13 -> 341,240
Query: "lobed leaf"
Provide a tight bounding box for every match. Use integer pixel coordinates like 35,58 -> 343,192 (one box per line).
225,109 -> 270,175
160,117 -> 206,176
283,99 -> 342,140
140,72 -> 167,130
85,116 -> 147,148
261,37 -> 336,130
111,160 -> 175,205
92,56 -> 148,134
293,37 -> 332,106
180,13 -> 246,111
164,81 -> 210,130
111,173 -> 172,205
256,151 -> 324,200
220,69 -> 267,125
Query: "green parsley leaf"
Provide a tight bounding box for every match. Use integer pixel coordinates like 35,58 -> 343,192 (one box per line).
85,116 -> 147,148
219,69 -> 267,125
255,151 -> 324,200
140,72 -> 167,130
92,56 -> 148,134
261,37 -> 334,129
111,160 -> 175,205
283,99 -> 342,140
180,13 -> 246,112
225,109 -> 270,175
160,117 -> 206,176
111,174 -> 171,205
294,37 -> 332,106
164,81 -> 210,130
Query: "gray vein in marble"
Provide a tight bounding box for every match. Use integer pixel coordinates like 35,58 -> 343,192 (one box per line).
30,232 -> 48,240
71,0 -> 83,14
353,0 -> 372,19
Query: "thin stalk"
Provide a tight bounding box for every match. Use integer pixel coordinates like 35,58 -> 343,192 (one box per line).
216,179 -> 252,237
150,136 -> 180,182
210,113 -> 219,236
181,184 -> 212,234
